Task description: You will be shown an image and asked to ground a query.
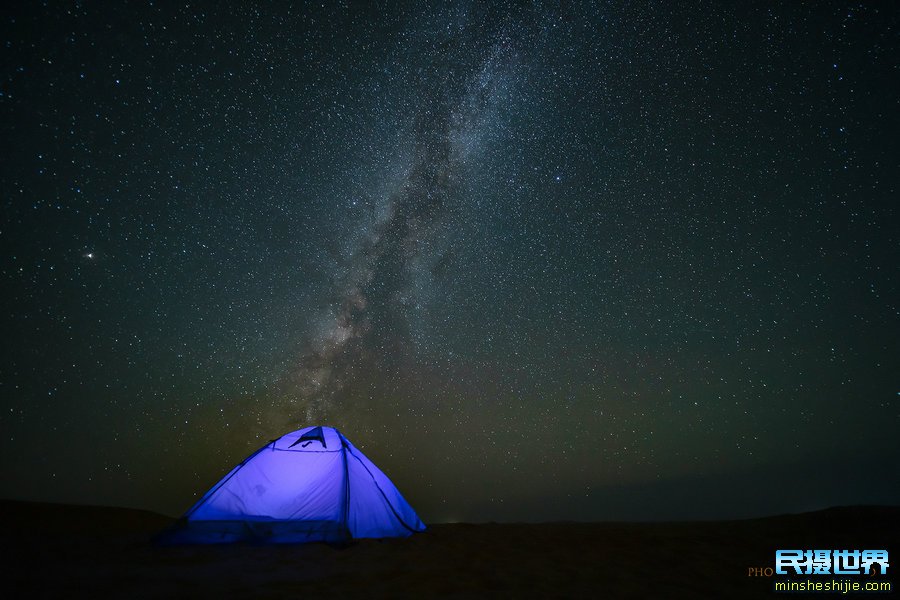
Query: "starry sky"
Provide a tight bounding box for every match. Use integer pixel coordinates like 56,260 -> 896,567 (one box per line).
1,2 -> 898,522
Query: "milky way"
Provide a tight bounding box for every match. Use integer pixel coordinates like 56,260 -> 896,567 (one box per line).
281,11 -> 525,423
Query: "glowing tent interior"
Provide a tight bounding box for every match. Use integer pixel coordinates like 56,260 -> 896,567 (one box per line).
161,426 -> 425,543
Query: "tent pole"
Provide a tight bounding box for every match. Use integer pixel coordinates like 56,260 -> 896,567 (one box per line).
340,432 -> 351,538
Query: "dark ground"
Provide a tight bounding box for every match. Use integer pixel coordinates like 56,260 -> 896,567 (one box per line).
1,500 -> 896,598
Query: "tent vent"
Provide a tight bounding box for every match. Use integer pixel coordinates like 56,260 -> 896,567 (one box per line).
289,426 -> 326,449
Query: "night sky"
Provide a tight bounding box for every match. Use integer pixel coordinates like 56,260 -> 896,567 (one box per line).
1,2 -> 898,523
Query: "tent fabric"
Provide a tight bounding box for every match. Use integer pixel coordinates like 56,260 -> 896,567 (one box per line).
162,426 -> 425,544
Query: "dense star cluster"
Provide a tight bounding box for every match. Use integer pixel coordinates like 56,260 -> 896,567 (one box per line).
1,2 -> 897,521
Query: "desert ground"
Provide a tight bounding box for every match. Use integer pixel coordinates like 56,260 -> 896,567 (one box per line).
2,500 -> 896,598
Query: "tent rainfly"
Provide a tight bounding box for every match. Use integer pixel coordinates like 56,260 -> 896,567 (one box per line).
162,426 -> 425,543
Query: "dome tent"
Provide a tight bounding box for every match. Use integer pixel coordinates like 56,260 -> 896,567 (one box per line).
163,426 -> 425,543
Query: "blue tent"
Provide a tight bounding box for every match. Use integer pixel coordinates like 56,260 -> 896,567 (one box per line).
165,426 -> 425,543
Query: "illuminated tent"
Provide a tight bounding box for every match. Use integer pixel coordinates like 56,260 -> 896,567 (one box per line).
163,426 -> 425,543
